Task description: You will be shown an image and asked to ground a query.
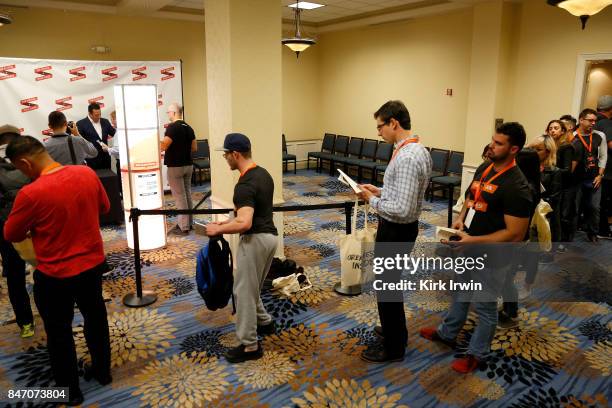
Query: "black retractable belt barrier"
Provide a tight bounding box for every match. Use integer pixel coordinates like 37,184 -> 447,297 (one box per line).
123,192 -> 364,307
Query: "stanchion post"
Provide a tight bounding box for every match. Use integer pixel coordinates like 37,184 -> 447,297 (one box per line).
123,208 -> 157,307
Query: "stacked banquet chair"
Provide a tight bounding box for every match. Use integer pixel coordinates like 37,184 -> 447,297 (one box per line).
338,138 -> 379,182
307,133 -> 335,171
429,150 -> 464,227
358,141 -> 393,185
333,137 -> 364,175
192,139 -> 210,185
282,134 -> 297,174
324,135 -> 350,175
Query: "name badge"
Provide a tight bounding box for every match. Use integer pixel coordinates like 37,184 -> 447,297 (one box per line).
465,208 -> 476,229
482,183 -> 498,194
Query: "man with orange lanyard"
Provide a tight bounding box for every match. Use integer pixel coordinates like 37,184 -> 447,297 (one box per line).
357,100 -> 432,363
205,133 -> 278,363
420,122 -> 532,373
4,136 -> 112,405
571,108 -> 607,243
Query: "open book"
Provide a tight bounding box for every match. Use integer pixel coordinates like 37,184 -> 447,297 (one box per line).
435,226 -> 462,241
337,169 -> 362,193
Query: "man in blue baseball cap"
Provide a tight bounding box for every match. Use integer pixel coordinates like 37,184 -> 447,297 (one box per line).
206,133 -> 278,363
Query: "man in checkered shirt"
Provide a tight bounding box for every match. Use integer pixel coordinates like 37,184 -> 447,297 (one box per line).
357,100 -> 432,363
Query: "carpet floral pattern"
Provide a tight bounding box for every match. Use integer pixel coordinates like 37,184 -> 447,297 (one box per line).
0,169 -> 609,407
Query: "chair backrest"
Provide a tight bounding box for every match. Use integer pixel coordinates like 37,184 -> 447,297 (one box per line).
347,137 -> 363,157
194,139 -> 209,159
430,148 -> 449,173
321,133 -> 336,152
375,142 -> 393,162
282,134 -> 288,154
361,139 -> 378,160
334,135 -> 350,156
447,151 -> 464,175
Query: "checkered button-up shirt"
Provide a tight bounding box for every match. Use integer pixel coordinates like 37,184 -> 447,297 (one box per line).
369,142 -> 432,224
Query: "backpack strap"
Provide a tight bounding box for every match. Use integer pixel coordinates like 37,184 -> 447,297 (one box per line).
67,136 -> 77,165
218,237 -> 236,314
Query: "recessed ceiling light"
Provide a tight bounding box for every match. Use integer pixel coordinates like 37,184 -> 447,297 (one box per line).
288,2 -> 325,10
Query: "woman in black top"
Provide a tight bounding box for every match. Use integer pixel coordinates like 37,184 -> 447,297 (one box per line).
530,135 -> 562,242
548,119 -> 577,244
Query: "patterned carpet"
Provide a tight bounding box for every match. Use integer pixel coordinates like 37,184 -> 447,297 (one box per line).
0,169 -> 610,407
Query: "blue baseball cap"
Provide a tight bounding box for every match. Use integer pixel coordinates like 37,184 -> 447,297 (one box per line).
215,132 -> 251,152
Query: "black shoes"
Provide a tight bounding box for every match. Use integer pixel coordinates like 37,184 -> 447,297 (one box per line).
373,325 -> 384,338
225,343 -> 263,363
587,233 -> 599,243
360,346 -> 404,363
83,365 -> 112,386
257,321 -> 276,336
66,388 -> 84,406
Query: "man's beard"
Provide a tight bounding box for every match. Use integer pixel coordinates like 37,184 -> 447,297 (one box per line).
488,150 -> 509,163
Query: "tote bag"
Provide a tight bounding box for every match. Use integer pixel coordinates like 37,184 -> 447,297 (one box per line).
339,198 -> 376,287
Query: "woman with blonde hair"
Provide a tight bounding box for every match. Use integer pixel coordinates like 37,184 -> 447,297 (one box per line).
547,119 -> 576,245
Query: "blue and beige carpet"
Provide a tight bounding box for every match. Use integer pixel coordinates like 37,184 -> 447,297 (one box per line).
0,169 -> 610,407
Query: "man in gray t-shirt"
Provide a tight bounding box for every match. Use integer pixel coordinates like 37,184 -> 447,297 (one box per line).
44,111 -> 98,165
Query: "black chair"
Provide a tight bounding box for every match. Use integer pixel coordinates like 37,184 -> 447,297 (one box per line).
326,135 -> 349,175
359,142 -> 393,184
282,134 -> 296,174
429,151 -> 464,226
307,133 -> 335,171
192,139 -> 210,185
429,148 -> 450,178
341,139 -> 378,182
334,137 -> 363,173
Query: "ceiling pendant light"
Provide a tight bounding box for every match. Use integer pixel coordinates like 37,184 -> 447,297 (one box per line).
547,0 -> 612,29
282,1 -> 316,59
0,12 -> 13,26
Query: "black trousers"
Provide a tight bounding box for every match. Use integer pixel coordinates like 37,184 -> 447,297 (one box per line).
115,158 -> 123,197
33,263 -> 111,391
560,185 -> 578,241
375,217 -> 418,355
0,223 -> 33,327
600,178 -> 611,236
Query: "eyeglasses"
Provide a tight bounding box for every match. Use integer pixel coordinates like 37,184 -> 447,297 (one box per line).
222,151 -> 234,158
376,122 -> 388,131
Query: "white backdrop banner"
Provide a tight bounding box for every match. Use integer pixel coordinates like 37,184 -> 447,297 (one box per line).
0,57 -> 183,140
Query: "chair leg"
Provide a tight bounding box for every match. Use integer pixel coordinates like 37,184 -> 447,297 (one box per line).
447,185 -> 454,227
371,169 -> 376,185
293,159 -> 296,174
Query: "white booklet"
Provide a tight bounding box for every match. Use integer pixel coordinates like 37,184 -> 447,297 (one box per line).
435,226 -> 461,241
337,169 -> 362,193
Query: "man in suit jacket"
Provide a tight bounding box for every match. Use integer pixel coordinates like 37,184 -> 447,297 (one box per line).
76,103 -> 115,170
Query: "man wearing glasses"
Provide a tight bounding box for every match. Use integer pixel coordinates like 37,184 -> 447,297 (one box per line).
356,100 -> 432,362
160,103 -> 197,235
205,133 -> 278,363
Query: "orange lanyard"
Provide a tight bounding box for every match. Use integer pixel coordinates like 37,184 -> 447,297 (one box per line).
473,160 -> 516,204
390,137 -> 419,162
576,131 -> 592,153
41,162 -> 62,175
240,163 -> 257,178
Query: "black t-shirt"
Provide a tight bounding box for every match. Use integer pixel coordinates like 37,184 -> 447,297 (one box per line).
594,117 -> 612,179
464,161 -> 532,236
571,131 -> 603,181
556,143 -> 578,187
233,166 -> 278,235
164,120 -> 195,167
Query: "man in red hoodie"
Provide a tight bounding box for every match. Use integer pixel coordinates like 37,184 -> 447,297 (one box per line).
4,136 -> 111,406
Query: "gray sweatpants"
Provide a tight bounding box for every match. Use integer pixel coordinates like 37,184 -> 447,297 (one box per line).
234,233 -> 277,347
167,165 -> 193,231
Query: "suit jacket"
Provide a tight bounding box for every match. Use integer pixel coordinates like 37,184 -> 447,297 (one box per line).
76,117 -> 116,169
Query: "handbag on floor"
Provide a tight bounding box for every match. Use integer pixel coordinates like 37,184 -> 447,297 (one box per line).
338,198 -> 376,287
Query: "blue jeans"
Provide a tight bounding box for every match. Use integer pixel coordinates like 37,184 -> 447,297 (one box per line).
437,294 -> 497,359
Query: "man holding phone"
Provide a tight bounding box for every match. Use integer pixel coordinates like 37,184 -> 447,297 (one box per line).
420,122 -> 532,373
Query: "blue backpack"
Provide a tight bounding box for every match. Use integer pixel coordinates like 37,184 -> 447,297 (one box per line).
196,236 -> 234,311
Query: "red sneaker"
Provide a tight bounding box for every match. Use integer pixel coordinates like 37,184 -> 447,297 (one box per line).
451,355 -> 480,373
419,327 -> 457,348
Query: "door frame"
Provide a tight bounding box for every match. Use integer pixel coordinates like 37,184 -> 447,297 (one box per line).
572,52 -> 612,115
